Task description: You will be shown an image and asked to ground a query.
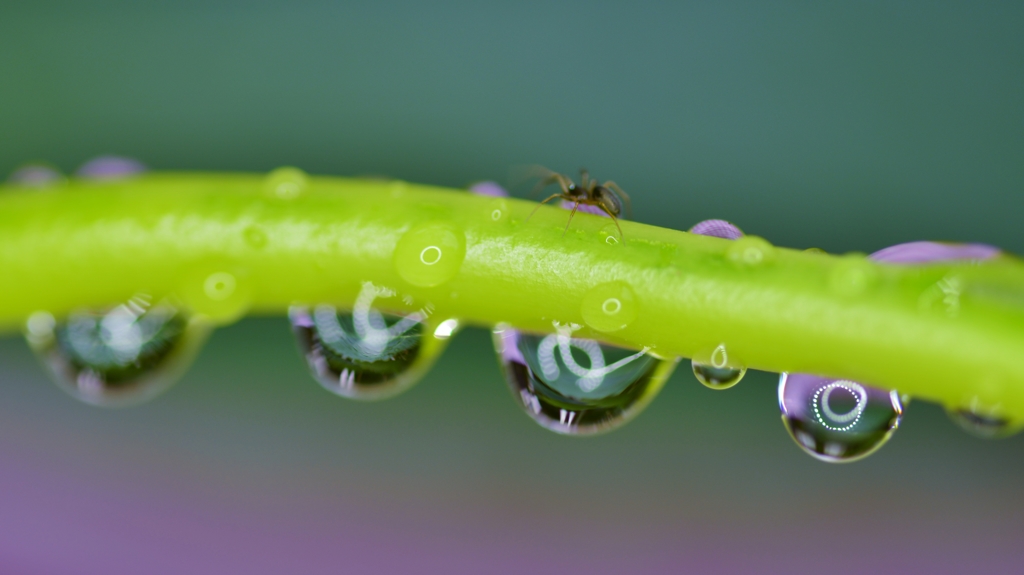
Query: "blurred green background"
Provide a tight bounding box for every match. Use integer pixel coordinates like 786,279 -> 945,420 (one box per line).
1,2 -> 1022,573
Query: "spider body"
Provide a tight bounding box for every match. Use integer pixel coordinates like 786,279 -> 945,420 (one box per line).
526,169 -> 631,242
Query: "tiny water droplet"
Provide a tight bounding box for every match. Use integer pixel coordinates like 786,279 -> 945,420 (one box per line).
946,398 -> 1021,439
25,299 -> 207,407
689,219 -> 743,240
7,163 -> 65,187
493,322 -> 677,435
779,373 -> 903,462
290,282 -> 451,400
580,282 -> 638,333
599,223 -> 623,245
177,266 -> 251,324
264,166 -> 308,200
692,344 -> 746,390
393,221 -> 466,287
75,156 -> 146,179
727,236 -> 775,266
243,225 -> 268,249
829,255 -> 878,297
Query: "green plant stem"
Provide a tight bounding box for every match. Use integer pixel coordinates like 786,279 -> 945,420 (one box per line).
2,172 -> 1023,418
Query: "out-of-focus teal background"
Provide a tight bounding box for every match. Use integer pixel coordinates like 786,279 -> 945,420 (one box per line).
1,2 -> 1023,573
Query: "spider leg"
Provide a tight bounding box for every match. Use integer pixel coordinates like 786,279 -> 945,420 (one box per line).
603,181 -> 633,217
524,193 -> 566,223
531,172 -> 574,197
597,205 -> 627,245
562,201 -> 582,237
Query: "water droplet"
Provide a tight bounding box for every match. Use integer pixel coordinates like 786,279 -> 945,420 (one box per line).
727,236 -> 775,266
692,344 -> 746,390
177,266 -> 251,324
264,166 -> 308,200
946,397 -> 1021,439
7,163 -> 65,187
689,219 -> 743,240
580,282 -> 638,333
779,373 -> 903,462
393,221 -> 466,288
24,298 -> 207,407
289,282 -> 451,400
829,255 -> 878,297
75,156 -> 146,179
243,225 -> 268,249
599,223 -> 623,245
493,322 -> 677,435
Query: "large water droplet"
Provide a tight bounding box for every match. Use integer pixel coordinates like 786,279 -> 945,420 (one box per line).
24,297 -> 207,406
290,282 -> 452,400
692,344 -> 746,390
393,221 -> 466,287
779,373 -> 903,462
494,322 -> 677,435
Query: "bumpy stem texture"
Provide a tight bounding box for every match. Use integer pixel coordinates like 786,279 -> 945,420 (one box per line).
1,172 -> 1023,417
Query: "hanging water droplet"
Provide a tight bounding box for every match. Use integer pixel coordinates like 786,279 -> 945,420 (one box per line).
7,163 -> 65,187
393,221 -> 466,287
692,344 -> 746,390
946,397 -> 1021,439
75,156 -> 146,179
779,373 -> 903,462
493,322 -> 677,435
290,282 -> 451,400
24,297 -> 207,407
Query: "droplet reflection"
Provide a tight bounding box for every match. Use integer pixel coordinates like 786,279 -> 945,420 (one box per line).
290,282 -> 452,400
494,322 -> 676,435
25,297 -> 206,406
779,373 -> 903,463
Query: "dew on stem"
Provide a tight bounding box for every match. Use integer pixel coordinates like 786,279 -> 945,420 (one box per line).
688,219 -> 747,390
692,344 -> 746,390
289,281 -> 454,400
493,322 -> 676,435
24,296 -> 207,407
779,372 -> 904,462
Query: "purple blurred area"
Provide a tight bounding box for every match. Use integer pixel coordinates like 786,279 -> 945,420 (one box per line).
75,156 -> 146,179
1,322 -> 1023,574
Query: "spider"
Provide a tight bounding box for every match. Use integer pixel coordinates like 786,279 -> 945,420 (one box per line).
525,168 -> 632,243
